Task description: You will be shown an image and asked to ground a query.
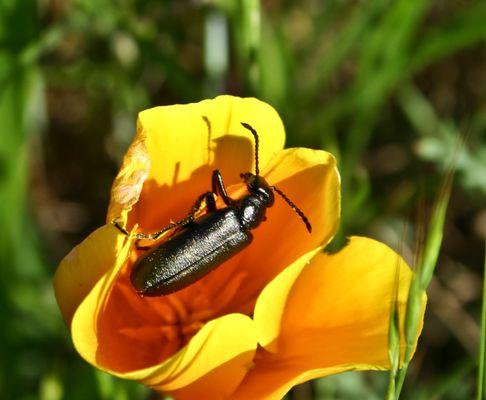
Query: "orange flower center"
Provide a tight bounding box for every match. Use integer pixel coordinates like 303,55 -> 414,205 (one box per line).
96,249 -> 249,372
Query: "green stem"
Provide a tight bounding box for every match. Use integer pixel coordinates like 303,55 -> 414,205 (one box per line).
395,361 -> 410,399
477,242 -> 486,400
241,0 -> 261,91
395,363 -> 408,400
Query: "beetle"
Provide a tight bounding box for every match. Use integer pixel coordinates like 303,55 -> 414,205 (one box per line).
114,121 -> 311,296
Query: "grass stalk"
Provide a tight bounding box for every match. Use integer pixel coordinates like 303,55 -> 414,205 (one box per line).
477,243 -> 486,400
393,172 -> 453,399
240,0 -> 261,91
386,261 -> 402,400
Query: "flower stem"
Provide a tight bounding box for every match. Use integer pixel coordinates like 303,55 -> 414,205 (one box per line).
394,171 -> 453,399
477,243 -> 486,400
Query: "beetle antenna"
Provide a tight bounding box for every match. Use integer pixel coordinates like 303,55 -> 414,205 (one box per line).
271,186 -> 312,233
240,122 -> 260,176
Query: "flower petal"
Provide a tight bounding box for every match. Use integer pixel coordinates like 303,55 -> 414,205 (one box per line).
125,314 -> 257,399
253,247 -> 322,352
73,287 -> 257,396
108,95 -> 285,231
64,228 -> 258,397
53,223 -> 127,325
209,148 -> 340,311
231,236 -> 425,399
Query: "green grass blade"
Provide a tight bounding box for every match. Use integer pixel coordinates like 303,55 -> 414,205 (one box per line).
395,175 -> 453,398
386,260 -> 402,400
478,243 -> 486,400
411,2 -> 486,74
418,175 -> 453,289
241,0 -> 261,91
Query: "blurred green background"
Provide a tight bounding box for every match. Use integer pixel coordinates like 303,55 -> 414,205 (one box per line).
0,0 -> 485,399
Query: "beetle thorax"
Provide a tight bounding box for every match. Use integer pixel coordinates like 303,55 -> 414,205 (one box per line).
237,173 -> 274,230
238,195 -> 268,229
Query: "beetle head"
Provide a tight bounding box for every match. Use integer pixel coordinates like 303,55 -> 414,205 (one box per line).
240,172 -> 275,206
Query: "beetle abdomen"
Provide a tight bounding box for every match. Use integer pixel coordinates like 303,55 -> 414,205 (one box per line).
130,207 -> 252,296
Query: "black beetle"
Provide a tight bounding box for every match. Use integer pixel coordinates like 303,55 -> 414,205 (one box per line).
114,121 -> 311,296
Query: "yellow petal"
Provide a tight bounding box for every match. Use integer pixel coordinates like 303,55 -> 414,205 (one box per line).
126,314 -> 256,399
53,223 -> 128,325
108,95 -> 285,231
65,229 -> 258,397
253,247 -> 322,352
73,285 -> 257,396
232,236 -> 425,399
206,148 -> 340,312
255,148 -> 340,274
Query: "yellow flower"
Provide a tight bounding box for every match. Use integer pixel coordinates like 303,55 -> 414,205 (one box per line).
54,95 -> 424,399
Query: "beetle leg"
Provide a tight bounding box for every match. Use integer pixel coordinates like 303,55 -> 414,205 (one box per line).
141,191 -> 217,240
212,169 -> 236,206
190,191 -> 217,215
111,215 -> 194,241
135,239 -> 152,251
112,191 -> 217,242
134,216 -> 195,240
142,192 -> 216,241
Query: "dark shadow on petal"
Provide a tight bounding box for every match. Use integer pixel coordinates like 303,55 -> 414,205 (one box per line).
129,134 -> 253,232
